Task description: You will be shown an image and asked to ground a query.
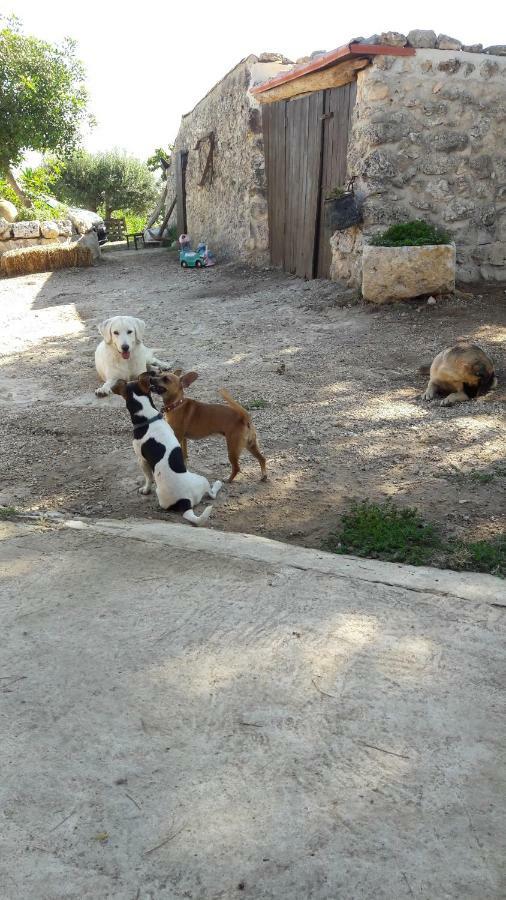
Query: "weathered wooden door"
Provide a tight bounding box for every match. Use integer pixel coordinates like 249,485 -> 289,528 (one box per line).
175,150 -> 188,236
263,81 -> 356,279
316,82 -> 357,278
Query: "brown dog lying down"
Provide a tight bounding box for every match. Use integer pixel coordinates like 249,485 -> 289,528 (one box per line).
149,370 -> 267,483
421,341 -> 496,406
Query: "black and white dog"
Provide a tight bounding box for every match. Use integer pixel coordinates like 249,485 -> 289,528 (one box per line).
112,373 -> 222,525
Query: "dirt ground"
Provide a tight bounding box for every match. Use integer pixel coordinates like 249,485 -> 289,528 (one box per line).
0,248 -> 505,548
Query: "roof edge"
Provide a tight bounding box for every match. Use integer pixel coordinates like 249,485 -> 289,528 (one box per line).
251,42 -> 415,95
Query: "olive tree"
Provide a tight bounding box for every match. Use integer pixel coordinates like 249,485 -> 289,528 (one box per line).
0,16 -> 90,203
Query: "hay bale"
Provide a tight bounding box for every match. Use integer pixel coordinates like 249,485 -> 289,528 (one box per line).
0,242 -> 93,277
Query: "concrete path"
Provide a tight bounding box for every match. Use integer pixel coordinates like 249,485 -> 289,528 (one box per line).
1,517 -> 504,899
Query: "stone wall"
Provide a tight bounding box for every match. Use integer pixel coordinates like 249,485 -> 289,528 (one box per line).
0,218 -> 73,258
331,47 -> 506,284
168,55 -> 290,264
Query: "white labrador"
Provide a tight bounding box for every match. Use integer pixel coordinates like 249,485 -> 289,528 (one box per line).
94,315 -> 171,397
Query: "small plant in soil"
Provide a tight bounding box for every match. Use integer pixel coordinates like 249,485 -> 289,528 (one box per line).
323,500 -> 444,566
0,506 -> 18,519
370,220 -> 451,247
245,398 -> 268,410
323,500 -> 505,578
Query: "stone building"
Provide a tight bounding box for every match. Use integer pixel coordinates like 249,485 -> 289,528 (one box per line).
168,54 -> 291,265
169,32 -> 506,283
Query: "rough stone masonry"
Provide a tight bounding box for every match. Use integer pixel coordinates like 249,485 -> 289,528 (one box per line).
332,45 -> 506,285
169,55 -> 290,264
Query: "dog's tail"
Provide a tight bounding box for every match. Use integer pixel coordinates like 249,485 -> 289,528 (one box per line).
182,505 -> 213,526
219,389 -> 250,422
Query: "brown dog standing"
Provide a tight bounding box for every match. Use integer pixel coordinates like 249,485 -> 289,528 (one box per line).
150,370 -> 267,483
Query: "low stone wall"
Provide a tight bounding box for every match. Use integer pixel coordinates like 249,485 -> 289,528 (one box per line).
331,45 -> 506,284
0,218 -> 73,257
168,55 -> 290,264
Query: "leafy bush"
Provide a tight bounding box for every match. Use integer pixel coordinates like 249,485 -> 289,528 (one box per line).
370,220 -> 451,247
15,198 -> 69,222
0,175 -> 19,206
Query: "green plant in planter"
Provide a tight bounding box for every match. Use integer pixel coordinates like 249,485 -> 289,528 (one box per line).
370,220 -> 451,247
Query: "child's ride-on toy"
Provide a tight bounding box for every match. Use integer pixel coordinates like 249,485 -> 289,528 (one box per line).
178,234 -> 215,268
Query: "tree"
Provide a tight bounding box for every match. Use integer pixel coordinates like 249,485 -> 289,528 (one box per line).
0,16 -> 90,204
53,150 -> 159,219
147,146 -> 173,180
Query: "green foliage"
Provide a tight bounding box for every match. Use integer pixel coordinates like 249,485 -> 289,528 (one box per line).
323,500 -> 505,577
147,146 -> 173,178
15,198 -> 68,222
463,534 -> 506,578
0,16 -> 90,171
324,500 -> 443,566
0,505 -> 18,519
21,159 -> 63,196
0,175 -> 19,205
245,398 -> 268,410
370,220 -> 451,247
53,150 -> 158,218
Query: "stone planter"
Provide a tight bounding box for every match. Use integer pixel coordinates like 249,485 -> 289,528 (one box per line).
362,243 -> 456,303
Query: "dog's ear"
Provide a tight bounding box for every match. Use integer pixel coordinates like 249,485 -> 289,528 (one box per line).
98,318 -> 113,344
111,379 -> 127,398
133,318 -> 146,342
180,371 -> 198,389
138,372 -> 152,394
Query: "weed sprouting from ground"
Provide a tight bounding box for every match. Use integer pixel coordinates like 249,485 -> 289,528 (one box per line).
245,398 -> 268,410
0,506 -> 18,520
323,501 -> 505,578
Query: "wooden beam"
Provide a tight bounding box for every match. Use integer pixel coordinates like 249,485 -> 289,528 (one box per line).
256,58 -> 370,104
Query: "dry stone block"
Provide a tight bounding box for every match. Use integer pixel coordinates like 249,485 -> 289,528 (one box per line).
362,243 -> 456,303
12,220 -> 41,239
56,219 -> 73,236
40,220 -> 60,240
379,31 -> 407,46
437,35 -> 462,50
462,44 -> 483,53
407,30 -> 437,48
0,217 -> 11,238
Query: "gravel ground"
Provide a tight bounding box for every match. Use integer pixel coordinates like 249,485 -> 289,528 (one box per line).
1,248 -> 504,547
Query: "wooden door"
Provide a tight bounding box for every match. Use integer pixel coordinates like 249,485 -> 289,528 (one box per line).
175,150 -> 188,236
263,80 -> 356,280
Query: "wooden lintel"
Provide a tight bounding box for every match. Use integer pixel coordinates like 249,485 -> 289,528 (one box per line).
256,58 -> 370,104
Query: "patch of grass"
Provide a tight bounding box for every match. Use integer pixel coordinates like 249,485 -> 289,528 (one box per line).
323,501 -> 444,566
370,220 -> 451,247
323,500 -> 505,578
245,398 -> 268,410
467,470 -> 494,484
0,506 -> 18,520
462,535 -> 506,578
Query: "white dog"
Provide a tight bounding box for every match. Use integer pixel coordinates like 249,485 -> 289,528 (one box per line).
112,373 -> 222,525
95,315 -> 171,397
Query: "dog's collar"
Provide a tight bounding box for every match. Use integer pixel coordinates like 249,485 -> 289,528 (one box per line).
164,397 -> 187,412
133,412 -> 162,434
